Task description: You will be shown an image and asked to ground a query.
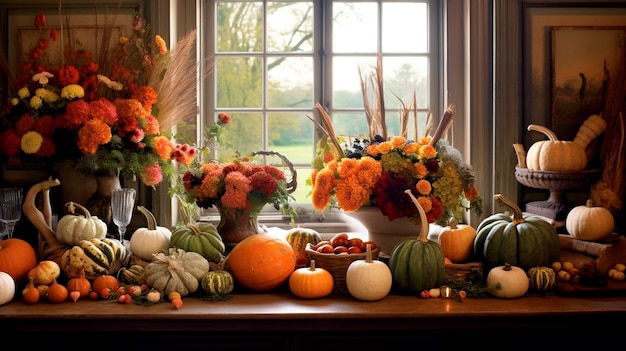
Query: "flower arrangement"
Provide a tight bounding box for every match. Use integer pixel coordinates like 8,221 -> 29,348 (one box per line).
309,57 -> 482,226
0,11 -> 197,186
175,113 -> 297,219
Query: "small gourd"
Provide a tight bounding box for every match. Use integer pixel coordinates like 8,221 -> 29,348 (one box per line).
60,238 -> 130,279
473,194 -> 561,271
66,269 -> 92,299
487,263 -> 529,298
346,244 -> 392,301
0,271 -> 15,306
201,269 -> 235,297
527,266 -> 556,293
56,202 -> 108,245
130,206 -> 172,261
145,248 -> 210,296
388,191 -> 446,293
565,199 -> 615,242
285,226 -> 323,268
438,217 -> 477,263
525,124 -> 587,171
288,259 -> 334,299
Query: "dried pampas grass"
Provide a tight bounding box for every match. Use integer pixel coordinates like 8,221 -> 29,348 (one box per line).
153,30 -> 206,132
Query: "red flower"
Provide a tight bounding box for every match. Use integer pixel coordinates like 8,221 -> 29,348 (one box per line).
374,172 -> 419,221
34,14 -> 46,29
49,29 -> 58,41
58,65 -> 80,86
0,130 -> 22,156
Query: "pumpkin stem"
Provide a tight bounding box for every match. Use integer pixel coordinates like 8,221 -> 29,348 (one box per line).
186,223 -> 202,235
137,206 -> 157,231
503,263 -> 512,271
365,244 -> 373,263
404,189 -> 429,242
494,194 -> 525,224
527,124 -> 558,141
448,217 -> 458,229
309,259 -> 317,271
65,201 -> 91,218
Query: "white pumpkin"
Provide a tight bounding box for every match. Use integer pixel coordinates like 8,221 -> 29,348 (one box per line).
0,271 -> 16,305
130,206 -> 172,261
346,244 -> 392,301
487,263 -> 529,299
56,202 -> 108,245
565,199 -> 615,242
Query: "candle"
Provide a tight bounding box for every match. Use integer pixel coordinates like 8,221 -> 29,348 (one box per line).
441,286 -> 452,298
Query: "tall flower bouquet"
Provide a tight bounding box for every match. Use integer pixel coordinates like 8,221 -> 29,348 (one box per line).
309,57 -> 482,226
0,11 -> 197,186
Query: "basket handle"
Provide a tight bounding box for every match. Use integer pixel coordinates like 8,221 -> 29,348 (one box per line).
253,150 -> 297,194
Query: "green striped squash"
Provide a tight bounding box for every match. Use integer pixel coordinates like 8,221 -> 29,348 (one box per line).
527,266 -> 556,292
170,222 -> 226,263
285,227 -> 322,267
389,191 -> 446,293
61,238 -> 130,279
201,270 -> 235,296
474,194 -> 561,271
117,264 -> 147,285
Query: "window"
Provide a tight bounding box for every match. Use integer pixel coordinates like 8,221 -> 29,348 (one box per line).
200,0 -> 441,225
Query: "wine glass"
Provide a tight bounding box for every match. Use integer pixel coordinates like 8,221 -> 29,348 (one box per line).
111,188 -> 136,243
0,187 -> 24,240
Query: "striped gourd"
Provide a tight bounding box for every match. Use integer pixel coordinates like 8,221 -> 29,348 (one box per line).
389,191 -> 446,293
527,266 -> 556,292
117,264 -> 147,285
201,270 -> 235,296
61,238 -> 130,279
285,227 -> 322,267
170,222 -> 225,263
474,194 -> 561,271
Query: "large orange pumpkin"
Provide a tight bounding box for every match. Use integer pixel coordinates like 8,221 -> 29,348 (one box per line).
226,233 -> 296,292
0,238 -> 38,285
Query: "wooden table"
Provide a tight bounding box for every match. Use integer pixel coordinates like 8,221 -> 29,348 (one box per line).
2,291 -> 625,350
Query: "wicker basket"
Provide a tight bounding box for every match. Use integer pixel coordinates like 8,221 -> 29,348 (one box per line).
305,243 -> 380,294
444,262 -> 483,282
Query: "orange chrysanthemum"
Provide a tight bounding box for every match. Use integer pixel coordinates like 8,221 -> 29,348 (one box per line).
77,119 -> 111,154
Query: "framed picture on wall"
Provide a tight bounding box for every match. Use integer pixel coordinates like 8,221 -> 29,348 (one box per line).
523,4 -> 626,145
550,26 -> 626,142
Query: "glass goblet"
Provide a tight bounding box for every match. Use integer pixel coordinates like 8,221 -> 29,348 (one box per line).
0,187 -> 24,240
111,188 -> 136,243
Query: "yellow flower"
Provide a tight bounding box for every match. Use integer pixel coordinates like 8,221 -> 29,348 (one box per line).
18,87 -> 30,99
35,88 -> 59,103
29,96 -> 42,109
403,142 -> 420,154
10,98 -> 18,106
21,131 -> 43,154
60,84 -> 85,100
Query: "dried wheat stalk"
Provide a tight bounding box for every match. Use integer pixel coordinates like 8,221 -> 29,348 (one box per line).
591,41 -> 626,214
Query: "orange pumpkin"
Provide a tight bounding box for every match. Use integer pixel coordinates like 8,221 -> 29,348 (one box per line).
0,238 -> 38,285
438,217 -> 477,263
47,281 -> 69,303
66,269 -> 91,299
91,274 -> 120,298
227,233 -> 296,292
288,259 -> 334,299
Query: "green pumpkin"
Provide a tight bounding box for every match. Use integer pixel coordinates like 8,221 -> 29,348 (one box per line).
170,222 -> 226,263
473,194 -> 561,271
388,191 -> 446,293
201,270 -> 235,296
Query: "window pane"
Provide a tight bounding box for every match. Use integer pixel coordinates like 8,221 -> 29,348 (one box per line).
381,56 -> 429,110
382,2 -> 428,53
218,112 -> 264,157
216,1 -> 263,53
216,56 -> 263,108
332,56 -> 376,109
267,56 -> 314,108
267,2 -> 314,53
268,112 -> 315,164
333,2 -> 378,53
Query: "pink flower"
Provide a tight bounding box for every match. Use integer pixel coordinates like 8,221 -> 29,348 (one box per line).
143,164 -> 163,186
